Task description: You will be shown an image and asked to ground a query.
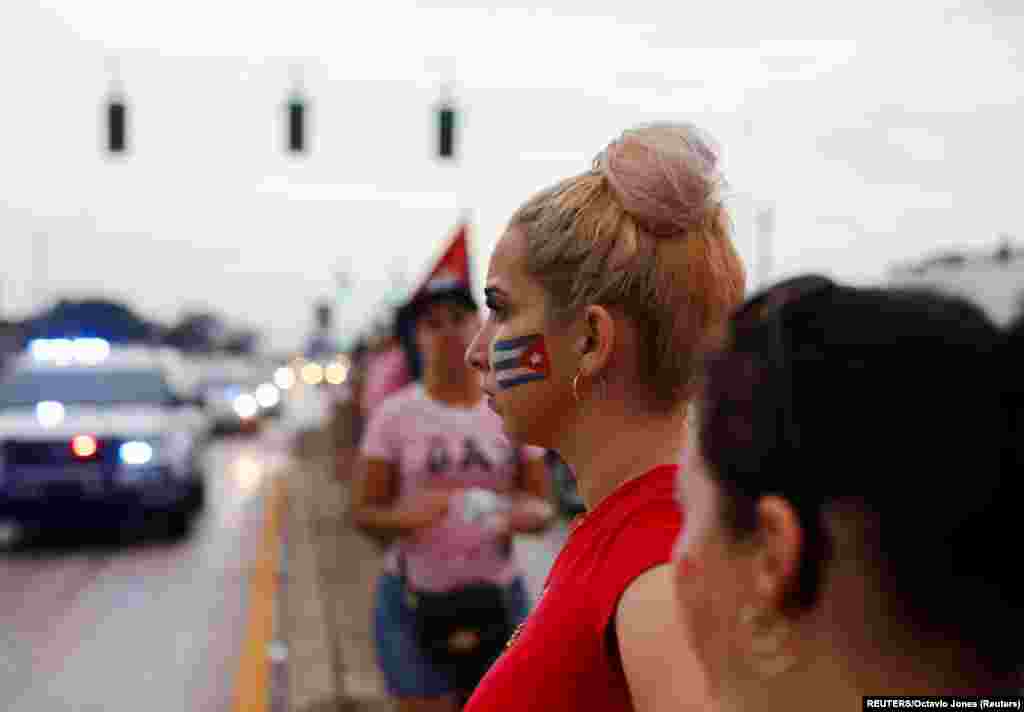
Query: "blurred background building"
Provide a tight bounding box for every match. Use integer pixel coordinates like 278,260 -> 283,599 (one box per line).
888,236 -> 1024,326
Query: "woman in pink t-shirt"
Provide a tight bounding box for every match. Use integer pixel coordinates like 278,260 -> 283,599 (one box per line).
350,283 -> 554,712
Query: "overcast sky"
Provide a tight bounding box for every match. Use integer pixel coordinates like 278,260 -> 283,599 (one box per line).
1,1 -> 1022,350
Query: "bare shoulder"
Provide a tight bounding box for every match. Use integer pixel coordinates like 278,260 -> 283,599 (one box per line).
615,564 -> 713,712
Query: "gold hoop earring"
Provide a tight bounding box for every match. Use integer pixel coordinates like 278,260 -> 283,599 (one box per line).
738,605 -> 797,679
573,371 -> 607,403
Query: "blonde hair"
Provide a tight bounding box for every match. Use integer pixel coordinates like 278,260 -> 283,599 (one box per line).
509,122 -> 746,411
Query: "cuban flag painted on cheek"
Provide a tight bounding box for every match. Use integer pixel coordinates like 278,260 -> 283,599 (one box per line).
493,334 -> 550,389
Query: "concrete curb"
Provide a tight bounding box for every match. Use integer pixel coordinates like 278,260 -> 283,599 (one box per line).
285,435 -> 395,712
283,461 -> 345,712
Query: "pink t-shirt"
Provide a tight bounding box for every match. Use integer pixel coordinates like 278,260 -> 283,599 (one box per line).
361,346 -> 413,415
360,383 -> 546,591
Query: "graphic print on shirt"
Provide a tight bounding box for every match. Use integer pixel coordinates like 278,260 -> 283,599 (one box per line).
493,438 -> 519,467
426,436 -> 495,479
427,436 -> 451,474
494,334 -> 550,390
460,437 -> 493,472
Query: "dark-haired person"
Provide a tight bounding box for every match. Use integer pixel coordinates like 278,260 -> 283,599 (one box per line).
350,229 -> 554,712
463,123 -> 746,711
674,276 -> 1023,710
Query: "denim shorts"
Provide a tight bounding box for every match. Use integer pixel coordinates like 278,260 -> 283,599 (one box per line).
373,573 -> 531,698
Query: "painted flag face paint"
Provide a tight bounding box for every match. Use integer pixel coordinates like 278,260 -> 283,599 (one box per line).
493,334 -> 550,390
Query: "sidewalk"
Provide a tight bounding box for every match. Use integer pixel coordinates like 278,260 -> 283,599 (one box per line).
282,422 -> 567,712
284,433 -> 392,712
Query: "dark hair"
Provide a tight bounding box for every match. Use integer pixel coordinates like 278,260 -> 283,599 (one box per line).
699,279 -> 1022,678
395,289 -> 479,381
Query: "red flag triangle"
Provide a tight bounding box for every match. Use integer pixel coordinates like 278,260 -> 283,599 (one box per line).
414,222 -> 472,299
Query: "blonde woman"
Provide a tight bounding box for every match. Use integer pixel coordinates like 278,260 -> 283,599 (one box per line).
463,123 -> 745,711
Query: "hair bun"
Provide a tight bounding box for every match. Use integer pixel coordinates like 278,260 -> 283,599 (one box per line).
595,122 -> 724,240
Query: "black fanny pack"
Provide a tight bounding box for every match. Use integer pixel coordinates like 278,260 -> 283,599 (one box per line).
398,553 -> 515,686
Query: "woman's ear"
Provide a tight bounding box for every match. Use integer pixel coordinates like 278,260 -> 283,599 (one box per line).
578,305 -> 615,376
751,496 -> 803,610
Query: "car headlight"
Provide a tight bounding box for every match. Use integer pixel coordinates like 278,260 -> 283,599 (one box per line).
114,438 -> 168,485
255,383 -> 280,409
233,393 -> 259,419
119,440 -> 155,466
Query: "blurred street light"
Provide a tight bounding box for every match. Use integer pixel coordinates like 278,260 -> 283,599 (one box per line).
255,383 -> 281,409
301,361 -> 324,385
334,264 -> 353,300
274,366 -> 296,390
233,393 -> 259,419
325,361 -> 348,385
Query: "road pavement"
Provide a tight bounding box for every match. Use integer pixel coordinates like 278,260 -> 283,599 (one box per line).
0,424 -> 292,712
0,386 -> 570,712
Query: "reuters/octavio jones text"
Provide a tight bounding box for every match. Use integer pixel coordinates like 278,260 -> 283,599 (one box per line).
863,698 -> 1023,710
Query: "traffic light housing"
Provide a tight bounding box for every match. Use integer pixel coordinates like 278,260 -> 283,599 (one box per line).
107,96 -> 127,154
287,94 -> 306,154
438,102 -> 456,159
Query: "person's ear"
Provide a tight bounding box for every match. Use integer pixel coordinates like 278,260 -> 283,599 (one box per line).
576,305 -> 615,376
751,496 -> 803,609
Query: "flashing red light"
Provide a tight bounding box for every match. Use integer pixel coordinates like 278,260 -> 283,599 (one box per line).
71,435 -> 98,459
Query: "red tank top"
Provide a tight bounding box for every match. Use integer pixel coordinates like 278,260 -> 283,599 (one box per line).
463,464 -> 683,712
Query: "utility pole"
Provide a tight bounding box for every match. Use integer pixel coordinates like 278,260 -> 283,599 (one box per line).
386,256 -> 409,307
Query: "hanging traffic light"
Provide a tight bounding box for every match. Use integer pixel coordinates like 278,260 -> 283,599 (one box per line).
103,57 -> 129,157
287,91 -> 307,154
438,100 -> 456,160
106,93 -> 128,154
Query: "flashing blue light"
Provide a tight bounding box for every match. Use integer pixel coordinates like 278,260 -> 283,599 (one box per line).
119,441 -> 154,466
29,337 -> 110,364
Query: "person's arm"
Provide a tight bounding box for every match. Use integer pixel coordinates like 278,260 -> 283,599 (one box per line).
614,564 -> 713,712
349,456 -> 451,546
504,453 -> 556,535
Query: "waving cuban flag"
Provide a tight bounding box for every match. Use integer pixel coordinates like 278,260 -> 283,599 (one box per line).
494,334 -> 550,389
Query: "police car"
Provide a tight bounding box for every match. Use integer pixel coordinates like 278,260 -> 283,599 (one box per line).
0,339 -> 209,544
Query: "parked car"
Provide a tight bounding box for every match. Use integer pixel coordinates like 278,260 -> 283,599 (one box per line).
196,359 -> 265,435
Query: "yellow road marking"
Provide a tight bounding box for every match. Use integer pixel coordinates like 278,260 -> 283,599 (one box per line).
233,475 -> 284,712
